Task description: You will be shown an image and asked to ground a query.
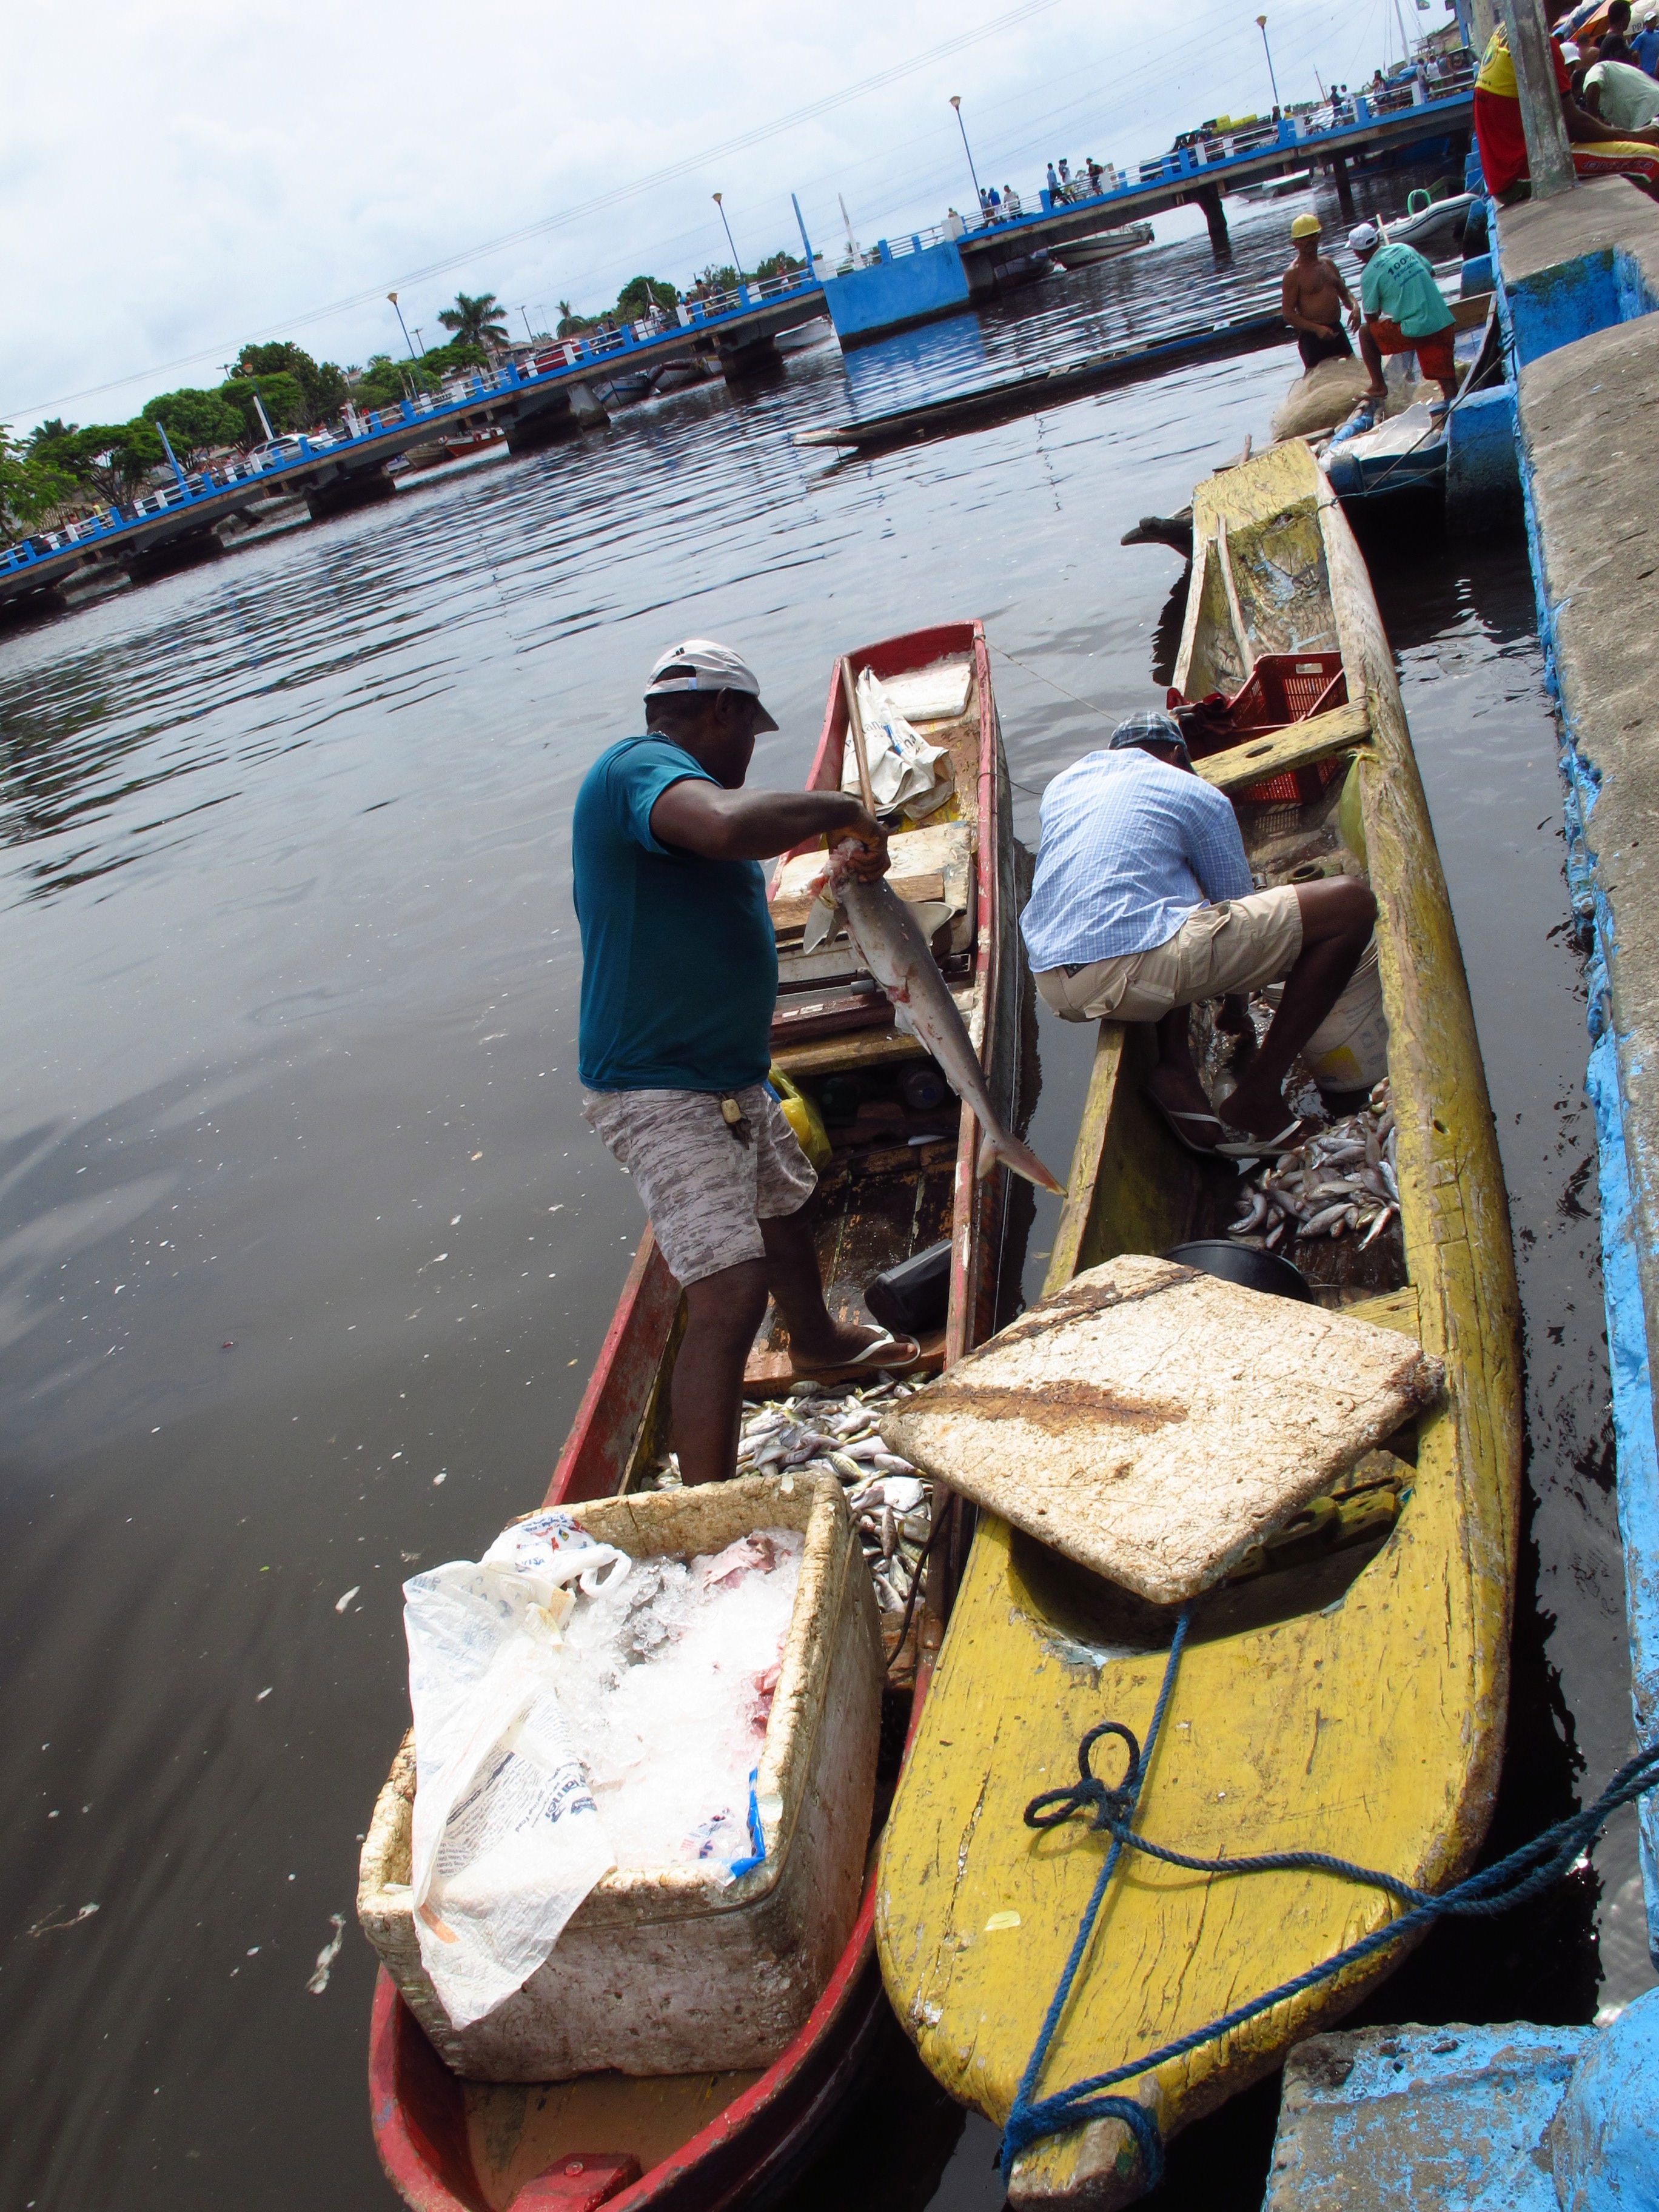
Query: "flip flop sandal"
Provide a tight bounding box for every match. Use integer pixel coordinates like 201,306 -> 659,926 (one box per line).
1213,1116 -> 1316,1161
1146,1093 -> 1228,1159
790,1330 -> 923,1379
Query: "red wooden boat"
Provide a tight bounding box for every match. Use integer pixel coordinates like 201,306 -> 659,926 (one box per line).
364,618 -> 1027,2211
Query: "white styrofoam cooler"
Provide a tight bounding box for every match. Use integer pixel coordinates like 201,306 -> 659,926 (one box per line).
357,1472 -> 883,2080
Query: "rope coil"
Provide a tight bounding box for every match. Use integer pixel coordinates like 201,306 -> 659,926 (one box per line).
999,1607 -> 1659,2187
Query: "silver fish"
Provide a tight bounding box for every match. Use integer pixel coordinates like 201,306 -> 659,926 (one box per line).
1298,1201 -> 1351,1236
814,845 -> 1066,1194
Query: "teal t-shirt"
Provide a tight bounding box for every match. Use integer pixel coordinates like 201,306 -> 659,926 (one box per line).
574,734 -> 777,1091
1361,243 -> 1454,339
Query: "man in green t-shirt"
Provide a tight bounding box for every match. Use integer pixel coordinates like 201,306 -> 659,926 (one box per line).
1348,222 -> 1460,407
574,638 -> 911,1484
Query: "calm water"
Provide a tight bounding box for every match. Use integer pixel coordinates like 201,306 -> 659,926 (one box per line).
3,177 -> 1649,2211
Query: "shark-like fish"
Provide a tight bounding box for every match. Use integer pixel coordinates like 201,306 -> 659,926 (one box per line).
806,842 -> 1065,1195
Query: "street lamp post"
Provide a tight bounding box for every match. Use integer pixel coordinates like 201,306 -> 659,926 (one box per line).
1255,14 -> 1283,110
712,192 -> 743,282
387,290 -> 418,363
949,95 -> 985,212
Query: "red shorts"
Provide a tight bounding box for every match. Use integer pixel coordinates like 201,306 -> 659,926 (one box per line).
1365,316 -> 1457,383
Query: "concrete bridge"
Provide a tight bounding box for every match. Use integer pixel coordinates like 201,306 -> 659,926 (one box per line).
818,79 -> 1475,342
0,271 -> 827,613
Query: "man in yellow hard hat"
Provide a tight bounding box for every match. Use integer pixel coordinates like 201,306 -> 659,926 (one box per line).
1281,212 -> 1360,370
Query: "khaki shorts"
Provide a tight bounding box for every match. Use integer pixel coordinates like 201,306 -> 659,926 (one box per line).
1034,886 -> 1304,1024
581,1082 -> 817,1289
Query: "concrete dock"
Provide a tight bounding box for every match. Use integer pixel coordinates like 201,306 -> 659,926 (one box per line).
1493,176 -> 1659,1965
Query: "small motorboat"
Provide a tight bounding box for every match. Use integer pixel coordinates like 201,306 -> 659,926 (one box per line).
1053,223 -> 1156,269
1384,189 -> 1477,251
875,440 -> 1521,2207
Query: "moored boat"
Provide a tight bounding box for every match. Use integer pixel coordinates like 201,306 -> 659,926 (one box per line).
1052,223 -> 1155,270
873,441 -> 1521,2206
361,619 -> 1031,2211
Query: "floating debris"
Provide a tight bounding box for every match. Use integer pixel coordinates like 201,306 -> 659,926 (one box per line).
306,1912 -> 346,1994
1229,1079 -> 1398,1248
27,1902 -> 99,1937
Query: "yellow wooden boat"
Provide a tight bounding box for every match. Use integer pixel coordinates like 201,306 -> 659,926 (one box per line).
873,439 -> 1521,2207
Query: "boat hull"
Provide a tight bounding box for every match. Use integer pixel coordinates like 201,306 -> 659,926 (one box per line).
874,442 -> 1521,2206
366,620 -> 1024,2211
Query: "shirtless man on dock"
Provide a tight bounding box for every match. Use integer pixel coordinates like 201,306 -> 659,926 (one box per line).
1280,213 -> 1359,370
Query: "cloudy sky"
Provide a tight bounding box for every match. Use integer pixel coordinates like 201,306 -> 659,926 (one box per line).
4,0 -> 1454,432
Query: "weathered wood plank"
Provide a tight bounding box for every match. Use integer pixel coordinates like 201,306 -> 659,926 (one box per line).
1195,700 -> 1372,794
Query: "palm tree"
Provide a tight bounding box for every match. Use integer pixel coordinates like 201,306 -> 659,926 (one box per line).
437,291 -> 511,352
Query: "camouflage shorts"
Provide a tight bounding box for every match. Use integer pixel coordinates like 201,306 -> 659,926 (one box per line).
581,1082 -> 817,1288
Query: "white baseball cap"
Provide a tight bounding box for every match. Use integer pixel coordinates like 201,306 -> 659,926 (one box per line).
1347,221 -> 1382,253
645,637 -> 779,729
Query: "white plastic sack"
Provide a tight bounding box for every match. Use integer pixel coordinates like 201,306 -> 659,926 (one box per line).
404,1510 -> 631,2029
843,668 -> 953,819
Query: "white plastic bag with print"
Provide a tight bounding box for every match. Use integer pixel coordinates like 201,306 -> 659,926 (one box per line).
842,666 -> 953,819
403,1509 -> 631,2028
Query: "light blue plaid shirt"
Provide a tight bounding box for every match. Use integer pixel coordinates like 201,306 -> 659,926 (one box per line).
1021,747 -> 1255,971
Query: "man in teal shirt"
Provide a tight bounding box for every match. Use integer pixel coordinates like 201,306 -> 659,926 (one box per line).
574,637 -> 909,1484
1347,221 -> 1459,407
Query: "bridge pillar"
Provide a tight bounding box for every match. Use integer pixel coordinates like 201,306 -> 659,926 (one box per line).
304,469 -> 397,521
1330,153 -> 1356,218
717,332 -> 782,378
1195,183 -> 1231,252
120,529 -> 227,584
506,381 -> 609,449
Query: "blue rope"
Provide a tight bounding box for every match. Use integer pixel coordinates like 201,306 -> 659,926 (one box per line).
728,1768 -> 766,1879
999,1617 -> 1659,2187
1000,1606 -> 1195,2190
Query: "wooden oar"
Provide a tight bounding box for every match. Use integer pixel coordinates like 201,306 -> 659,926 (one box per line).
839,655 -> 878,816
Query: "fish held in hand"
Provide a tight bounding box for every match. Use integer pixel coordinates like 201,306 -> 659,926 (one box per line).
813,843 -> 1065,1195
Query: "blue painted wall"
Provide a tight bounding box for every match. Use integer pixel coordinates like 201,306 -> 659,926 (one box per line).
1496,224 -> 1659,1964
1446,384 -> 1519,523
819,240 -> 973,344
1504,245 -> 1659,367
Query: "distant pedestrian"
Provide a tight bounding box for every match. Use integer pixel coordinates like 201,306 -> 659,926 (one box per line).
1004,182 -> 1024,215
1086,157 -> 1104,191
1047,161 -> 1061,198
1058,156 -> 1071,184
1632,5 -> 1659,70
1601,0 -> 1638,59
1347,222 -> 1459,407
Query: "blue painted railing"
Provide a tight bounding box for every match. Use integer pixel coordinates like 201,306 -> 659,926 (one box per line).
1,266 -> 823,578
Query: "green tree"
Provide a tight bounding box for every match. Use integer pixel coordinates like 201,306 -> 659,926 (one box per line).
437,291 -> 510,351
695,263 -> 742,296
218,371 -> 308,441
615,274 -> 677,322
235,341 -> 348,423
0,428 -> 76,533
141,387 -> 246,469
35,420 -> 166,506
752,249 -> 805,282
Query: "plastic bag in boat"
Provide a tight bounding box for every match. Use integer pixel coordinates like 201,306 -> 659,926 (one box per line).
403,1510 -> 631,2028
843,667 -> 953,819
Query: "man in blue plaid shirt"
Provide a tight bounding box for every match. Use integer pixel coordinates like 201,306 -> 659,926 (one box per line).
1022,711 -> 1376,1157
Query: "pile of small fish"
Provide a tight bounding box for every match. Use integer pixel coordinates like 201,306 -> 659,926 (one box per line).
1229,1079 -> 1399,1249
643,1379 -> 931,1620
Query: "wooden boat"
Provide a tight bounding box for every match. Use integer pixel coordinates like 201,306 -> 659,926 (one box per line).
873,441 -> 1521,2206
1052,222 -> 1155,269
364,618 -> 1028,2212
